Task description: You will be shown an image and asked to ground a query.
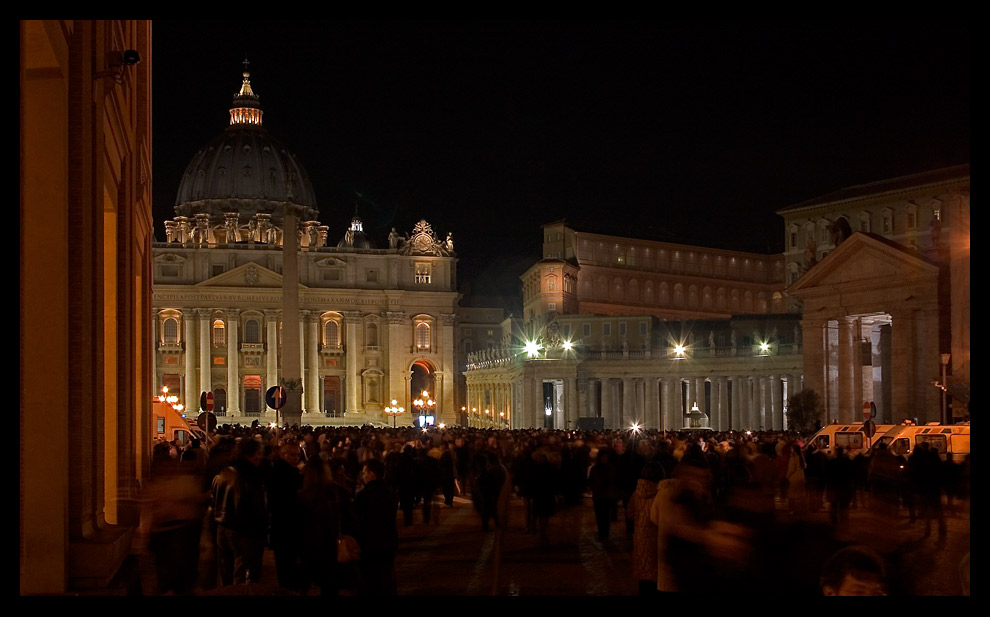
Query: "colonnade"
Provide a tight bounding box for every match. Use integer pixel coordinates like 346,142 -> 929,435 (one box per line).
465,369 -> 804,431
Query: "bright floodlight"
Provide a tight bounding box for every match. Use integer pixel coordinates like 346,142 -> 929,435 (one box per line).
674,343 -> 686,357
524,339 -> 542,357
562,340 -> 573,351
759,341 -> 771,354
631,423 -> 641,432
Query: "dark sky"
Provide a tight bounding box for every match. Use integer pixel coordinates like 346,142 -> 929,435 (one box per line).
151,21 -> 970,306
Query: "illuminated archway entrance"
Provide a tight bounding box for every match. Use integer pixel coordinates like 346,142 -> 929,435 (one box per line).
411,360 -> 437,425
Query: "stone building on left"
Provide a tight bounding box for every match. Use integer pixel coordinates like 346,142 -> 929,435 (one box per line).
21,21 -> 154,593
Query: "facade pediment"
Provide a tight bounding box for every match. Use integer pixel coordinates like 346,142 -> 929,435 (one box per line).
154,252 -> 188,264
787,233 -> 938,296
315,257 -> 349,268
197,262 -> 285,288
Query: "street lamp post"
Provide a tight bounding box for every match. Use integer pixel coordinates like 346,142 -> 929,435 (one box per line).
413,390 -> 436,427
941,353 -> 951,424
385,399 -> 405,428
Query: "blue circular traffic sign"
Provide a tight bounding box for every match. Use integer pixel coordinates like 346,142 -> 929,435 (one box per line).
266,385 -> 287,410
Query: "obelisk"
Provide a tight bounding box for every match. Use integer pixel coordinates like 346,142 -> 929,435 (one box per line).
280,204 -> 303,426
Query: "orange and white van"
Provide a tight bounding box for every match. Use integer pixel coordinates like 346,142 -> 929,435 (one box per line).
872,422 -> 970,462
807,423 -> 896,457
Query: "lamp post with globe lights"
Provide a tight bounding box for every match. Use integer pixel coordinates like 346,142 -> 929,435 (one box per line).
413,390 -> 436,427
385,399 -> 405,428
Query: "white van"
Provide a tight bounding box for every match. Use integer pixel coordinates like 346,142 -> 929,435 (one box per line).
872,423 -> 970,462
807,423 -> 896,457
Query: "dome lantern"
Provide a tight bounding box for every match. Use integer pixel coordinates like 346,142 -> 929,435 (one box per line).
230,59 -> 262,127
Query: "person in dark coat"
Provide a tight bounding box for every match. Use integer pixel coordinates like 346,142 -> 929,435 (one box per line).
825,447 -> 855,531
910,442 -> 947,546
530,448 -> 559,545
395,445 -> 420,526
417,441 -> 442,523
297,456 -> 351,596
472,450 -> 508,531
439,441 -> 459,506
268,443 -> 303,593
211,437 -> 270,586
588,448 -> 619,541
354,459 -> 399,595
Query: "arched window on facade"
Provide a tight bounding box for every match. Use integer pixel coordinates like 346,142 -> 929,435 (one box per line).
244,318 -> 260,344
366,322 -> 379,347
416,322 -> 431,351
324,319 -> 340,347
163,317 -> 179,344
212,319 -> 226,347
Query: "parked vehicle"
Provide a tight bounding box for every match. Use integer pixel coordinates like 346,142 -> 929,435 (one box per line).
807,422 -> 896,456
872,422 -> 970,461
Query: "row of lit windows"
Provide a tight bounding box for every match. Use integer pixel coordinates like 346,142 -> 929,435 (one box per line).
575,240 -> 776,281
581,279 -> 771,312
788,206 -> 941,250
161,314 -> 435,351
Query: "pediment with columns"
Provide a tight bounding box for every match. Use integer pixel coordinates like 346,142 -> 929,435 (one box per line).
788,232 -> 939,298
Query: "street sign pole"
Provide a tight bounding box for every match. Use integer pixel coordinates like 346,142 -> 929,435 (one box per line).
266,385 -> 287,445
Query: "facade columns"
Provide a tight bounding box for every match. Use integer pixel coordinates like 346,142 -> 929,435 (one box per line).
197,309 -> 211,399
305,312 -> 320,415
225,309 -> 240,415
184,312 -> 197,410
265,310 -> 279,400
343,311 -> 361,415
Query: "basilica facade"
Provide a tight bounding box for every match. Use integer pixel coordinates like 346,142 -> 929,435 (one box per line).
152,68 -> 459,427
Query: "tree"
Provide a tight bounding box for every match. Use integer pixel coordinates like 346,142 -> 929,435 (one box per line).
786,389 -> 824,435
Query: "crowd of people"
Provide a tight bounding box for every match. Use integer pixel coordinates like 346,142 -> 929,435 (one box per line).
143,422 -> 970,596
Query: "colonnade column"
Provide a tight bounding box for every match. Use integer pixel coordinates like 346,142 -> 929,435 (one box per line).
622,378 -> 634,427
646,378 -> 659,430
716,377 -> 728,431
800,318 -> 827,420
729,376 -> 739,430
226,309 -> 239,416
695,377 -> 706,419
838,317 -> 857,424
770,375 -> 783,430
533,376 -> 545,429
566,376 -> 578,430
600,379 -> 612,428
738,377 -> 750,430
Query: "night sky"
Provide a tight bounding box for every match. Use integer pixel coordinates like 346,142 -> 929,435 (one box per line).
151,21 -> 970,307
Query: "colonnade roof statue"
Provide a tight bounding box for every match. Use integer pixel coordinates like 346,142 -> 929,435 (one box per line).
172,61 -> 319,228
